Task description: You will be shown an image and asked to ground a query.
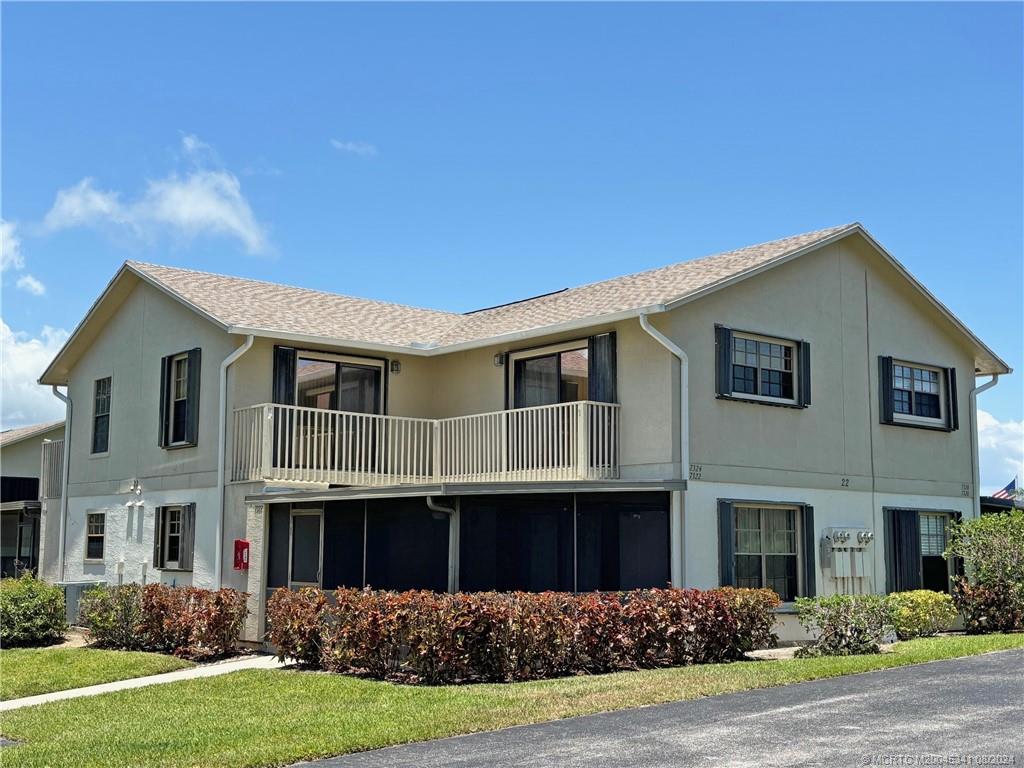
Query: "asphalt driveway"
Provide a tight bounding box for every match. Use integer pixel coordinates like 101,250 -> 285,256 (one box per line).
298,649 -> 1023,767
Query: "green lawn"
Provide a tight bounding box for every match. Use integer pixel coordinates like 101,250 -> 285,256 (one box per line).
1,634 -> 1021,768
0,648 -> 193,701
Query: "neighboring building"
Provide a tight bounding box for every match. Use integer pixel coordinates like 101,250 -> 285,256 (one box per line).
0,420 -> 65,576
37,222 -> 1010,642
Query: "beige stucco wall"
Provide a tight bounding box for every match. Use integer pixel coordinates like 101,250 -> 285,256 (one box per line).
0,425 -> 64,479
660,236 -> 976,497
65,281 -> 237,497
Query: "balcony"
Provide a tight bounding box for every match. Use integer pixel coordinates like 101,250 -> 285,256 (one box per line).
231,401 -> 620,487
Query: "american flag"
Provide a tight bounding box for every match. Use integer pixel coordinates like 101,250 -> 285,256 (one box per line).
991,477 -> 1017,500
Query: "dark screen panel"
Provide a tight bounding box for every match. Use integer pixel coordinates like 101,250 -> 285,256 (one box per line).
322,500 -> 365,590
459,495 -> 574,592
266,504 -> 290,589
576,492 -> 669,592
365,498 -> 449,592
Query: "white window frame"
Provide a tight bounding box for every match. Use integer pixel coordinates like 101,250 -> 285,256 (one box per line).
891,360 -> 946,427
294,352 -> 385,414
168,352 -> 190,446
162,506 -> 183,570
733,503 -> 803,600
85,511 -> 105,562
729,331 -> 799,406
91,375 -> 112,456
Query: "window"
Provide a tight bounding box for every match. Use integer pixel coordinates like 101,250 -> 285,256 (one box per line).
715,327 -> 810,407
507,334 -> 617,409
879,358 -> 958,431
733,506 -> 800,602
86,512 -> 105,560
886,508 -> 957,594
159,349 -> 201,448
91,377 -> 111,454
153,505 -> 195,571
170,354 -> 189,444
511,343 -> 589,407
294,353 -> 383,414
920,512 -> 952,593
892,363 -> 941,421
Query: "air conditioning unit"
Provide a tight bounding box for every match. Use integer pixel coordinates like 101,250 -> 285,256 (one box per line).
57,581 -> 106,625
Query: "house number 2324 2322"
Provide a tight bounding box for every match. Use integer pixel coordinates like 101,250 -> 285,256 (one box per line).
689,464 -> 703,480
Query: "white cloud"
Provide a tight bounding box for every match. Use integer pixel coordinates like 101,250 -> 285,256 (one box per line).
0,320 -> 69,429
42,136 -> 269,254
43,179 -> 126,231
330,138 -> 377,157
1,220 -> 25,273
978,409 -> 1024,494
16,274 -> 45,296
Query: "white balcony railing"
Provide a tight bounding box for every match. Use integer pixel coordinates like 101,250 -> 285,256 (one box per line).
231,401 -> 620,487
40,439 -> 64,499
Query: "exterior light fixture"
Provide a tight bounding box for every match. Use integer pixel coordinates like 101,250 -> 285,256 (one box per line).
494,354 -> 505,367
390,360 -> 401,374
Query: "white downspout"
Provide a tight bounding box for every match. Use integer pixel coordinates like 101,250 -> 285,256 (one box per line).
638,313 -> 688,588
969,373 -> 1000,518
214,335 -> 255,588
426,496 -> 458,593
51,386 -> 72,583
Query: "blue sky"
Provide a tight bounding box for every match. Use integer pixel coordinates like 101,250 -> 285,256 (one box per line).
2,3 -> 1021,490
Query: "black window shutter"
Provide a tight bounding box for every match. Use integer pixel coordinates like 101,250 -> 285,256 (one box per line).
153,506 -> 164,568
798,341 -> 812,407
878,356 -> 894,424
893,508 -> 922,591
272,346 -> 297,405
801,505 -> 816,597
946,368 -> 959,431
718,500 -> 736,587
180,503 -> 196,572
158,355 -> 172,447
587,332 -> 617,403
184,348 -> 202,446
715,326 -> 733,396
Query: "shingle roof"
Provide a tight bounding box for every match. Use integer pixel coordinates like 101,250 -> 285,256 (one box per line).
130,223 -> 855,350
0,420 -> 65,448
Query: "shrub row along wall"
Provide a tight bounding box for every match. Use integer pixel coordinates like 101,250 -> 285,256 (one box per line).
0,574 -> 66,648
79,583 -> 249,660
267,586 -> 780,684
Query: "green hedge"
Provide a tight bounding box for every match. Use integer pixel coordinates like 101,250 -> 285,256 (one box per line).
0,574 -> 66,647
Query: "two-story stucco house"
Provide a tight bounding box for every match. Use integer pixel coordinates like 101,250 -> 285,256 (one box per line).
37,223 -> 1010,642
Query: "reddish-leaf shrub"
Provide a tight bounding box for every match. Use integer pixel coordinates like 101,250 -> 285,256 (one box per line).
266,586 -> 777,684
953,578 -> 1024,634
265,586 -> 329,667
80,583 -> 248,660
713,587 -> 781,658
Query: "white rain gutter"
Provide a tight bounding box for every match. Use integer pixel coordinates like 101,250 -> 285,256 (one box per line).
638,313 -> 688,587
969,373 -> 1001,517
214,335 -> 255,587
51,386 -> 72,582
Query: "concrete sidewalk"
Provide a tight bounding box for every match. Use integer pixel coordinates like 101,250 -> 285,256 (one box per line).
0,653 -> 283,711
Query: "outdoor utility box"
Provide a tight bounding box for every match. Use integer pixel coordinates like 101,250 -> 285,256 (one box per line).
820,528 -> 874,594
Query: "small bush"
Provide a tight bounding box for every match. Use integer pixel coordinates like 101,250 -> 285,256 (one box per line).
266,586 -> 774,684
0,573 -> 66,647
953,579 -> 1024,634
946,511 -> 1024,633
79,583 -> 249,660
79,584 -> 144,648
714,587 -> 780,658
795,594 -> 893,657
886,590 -> 958,640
